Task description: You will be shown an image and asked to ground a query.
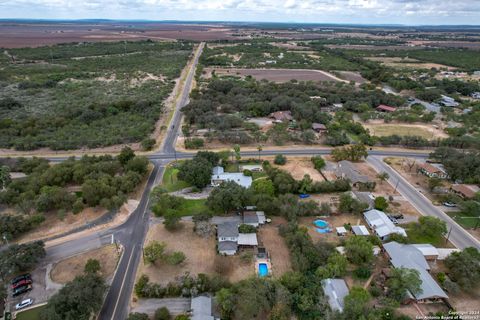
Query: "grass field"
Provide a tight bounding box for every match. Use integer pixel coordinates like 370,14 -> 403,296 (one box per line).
404,223 -> 446,247
448,212 -> 480,229
15,304 -> 47,320
162,165 -> 191,192
176,199 -> 208,216
364,124 -> 438,140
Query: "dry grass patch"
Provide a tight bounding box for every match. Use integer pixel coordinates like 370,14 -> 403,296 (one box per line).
258,217 -> 292,277
50,244 -> 119,284
363,123 -> 447,140
272,157 -> 325,181
299,214 -> 360,244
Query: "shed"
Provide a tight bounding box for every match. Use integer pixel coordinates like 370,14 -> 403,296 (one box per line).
238,233 -> 258,246
352,225 -> 370,236
451,184 -> 479,199
352,191 -> 375,210
376,105 -> 397,113
412,244 -> 439,261
243,211 -> 260,227
336,226 -> 347,236
312,123 -> 328,133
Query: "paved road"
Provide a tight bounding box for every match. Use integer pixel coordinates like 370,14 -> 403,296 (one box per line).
367,156 -> 480,250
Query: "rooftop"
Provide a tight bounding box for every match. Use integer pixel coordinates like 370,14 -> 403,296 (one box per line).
451,184 -> 479,199
217,222 -> 239,238
238,233 -> 258,246
352,225 -> 370,236
376,104 -> 397,112
243,211 -> 259,224
383,242 -> 448,300
191,296 -> 214,320
218,241 -> 238,252
364,209 -> 407,238
211,166 -> 253,188
335,160 -> 371,184
322,278 -> 349,312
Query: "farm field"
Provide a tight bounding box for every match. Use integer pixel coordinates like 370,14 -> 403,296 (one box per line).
0,40 -> 192,150
203,67 -> 346,83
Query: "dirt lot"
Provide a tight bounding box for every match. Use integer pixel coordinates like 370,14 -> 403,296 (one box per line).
351,161 -> 400,195
202,67 -> 346,83
299,214 -> 362,244
335,71 -> 368,84
363,121 -> 448,140
272,157 -> 325,181
365,56 -> 456,70
258,217 -> 292,276
50,244 -> 120,284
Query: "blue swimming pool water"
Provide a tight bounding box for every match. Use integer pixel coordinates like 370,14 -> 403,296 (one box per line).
316,227 -> 332,234
313,219 -> 329,228
258,263 -> 268,277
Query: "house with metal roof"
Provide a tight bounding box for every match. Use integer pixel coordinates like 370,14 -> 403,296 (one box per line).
238,233 -> 258,246
352,225 -> 370,236
352,191 -> 375,210
383,242 -> 448,302
242,211 -> 266,227
335,161 -> 373,189
412,244 -> 439,261
376,104 -> 397,113
363,209 -> 407,240
191,296 -> 215,320
211,166 -> 253,189
322,279 -> 350,312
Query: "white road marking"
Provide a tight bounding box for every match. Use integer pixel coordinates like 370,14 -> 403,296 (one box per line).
111,245 -> 136,320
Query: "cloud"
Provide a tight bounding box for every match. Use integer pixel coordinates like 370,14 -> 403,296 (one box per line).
1,0 -> 480,24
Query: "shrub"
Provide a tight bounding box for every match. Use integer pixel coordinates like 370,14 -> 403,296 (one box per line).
274,154 -> 287,165
154,307 -> 171,320
72,198 -> 85,214
238,224 -> 256,233
166,252 -> 186,265
141,138 -> 156,151
353,266 -> 372,279
184,138 -> 205,149
437,272 -> 446,285
84,259 -> 101,274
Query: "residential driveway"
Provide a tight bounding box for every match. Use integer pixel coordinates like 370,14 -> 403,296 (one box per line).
169,187 -> 212,199
131,298 -> 190,316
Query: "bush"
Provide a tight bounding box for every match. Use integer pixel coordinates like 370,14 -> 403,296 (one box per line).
84,259 -> 101,274
72,198 -> 85,214
166,252 -> 186,265
353,266 -> 372,279
141,138 -> 156,151
437,272 -> 446,285
311,156 -> 326,171
369,285 -> 382,298
154,307 -> 171,320
184,138 -> 205,149
274,154 -> 287,165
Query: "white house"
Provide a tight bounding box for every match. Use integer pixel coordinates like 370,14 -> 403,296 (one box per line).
211,166 -> 252,189
363,209 -> 407,240
217,222 -> 239,255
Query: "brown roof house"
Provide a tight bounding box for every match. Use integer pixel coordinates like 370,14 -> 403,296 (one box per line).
312,123 -> 328,134
376,104 -> 397,113
335,160 -> 375,190
451,184 -> 480,199
269,111 -> 293,122
417,163 -> 449,179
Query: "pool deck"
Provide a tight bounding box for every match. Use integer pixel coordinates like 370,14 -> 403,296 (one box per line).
255,258 -> 272,277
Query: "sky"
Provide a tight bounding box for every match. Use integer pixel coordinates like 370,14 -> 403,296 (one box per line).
1,0 -> 480,25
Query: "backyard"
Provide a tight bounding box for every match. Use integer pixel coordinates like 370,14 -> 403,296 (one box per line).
15,304 -> 47,320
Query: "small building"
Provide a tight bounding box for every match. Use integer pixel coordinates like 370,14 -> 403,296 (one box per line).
322,279 -> 349,312
9,172 -> 27,180
383,242 -> 448,302
351,191 -> 375,210
451,184 -> 479,199
269,110 -> 293,122
376,104 -> 397,113
471,92 -> 480,99
211,166 -> 253,188
363,209 -> 407,240
191,296 -> 215,320
239,164 -> 263,172
237,233 -> 258,247
412,244 -> 439,261
439,95 -> 459,107
351,225 -> 370,236
242,211 -> 266,227
335,160 -> 373,190
417,163 -> 448,179
312,123 -> 328,133
336,226 -> 347,236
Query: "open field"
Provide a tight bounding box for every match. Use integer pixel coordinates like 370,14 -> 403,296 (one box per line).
0,40 -> 192,151
50,244 -> 120,284
257,217 -> 292,276
365,56 -> 456,70
162,164 -> 191,192
272,156 -> 325,181
15,304 -> 47,320
203,67 -> 346,83
363,122 -> 448,140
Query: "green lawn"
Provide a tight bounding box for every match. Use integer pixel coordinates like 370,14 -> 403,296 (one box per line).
176,199 -> 208,216
448,212 -> 480,229
15,305 -> 47,320
404,224 -> 446,247
162,165 -> 191,192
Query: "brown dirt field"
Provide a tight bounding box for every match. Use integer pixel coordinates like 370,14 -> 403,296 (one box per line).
299,214 -> 361,244
272,157 -> 325,181
335,71 -> 368,84
363,121 -> 448,140
202,67 -> 347,83
325,44 -> 423,51
351,161 -> 400,195
50,244 -> 120,284
138,222 -> 218,285
258,217 -> 292,277
0,23 -> 240,48
365,56 -> 456,70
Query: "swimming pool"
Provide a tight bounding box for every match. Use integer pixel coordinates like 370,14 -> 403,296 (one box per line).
258,263 -> 268,277
313,219 -> 329,228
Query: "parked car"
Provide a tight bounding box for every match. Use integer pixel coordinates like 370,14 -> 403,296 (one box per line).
12,279 -> 32,290
387,215 -> 399,224
15,299 -> 33,310
12,285 -> 32,297
11,274 -> 31,285
443,202 -> 456,207
391,213 -> 404,219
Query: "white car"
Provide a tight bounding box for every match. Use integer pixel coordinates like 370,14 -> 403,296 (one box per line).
15,298 -> 33,310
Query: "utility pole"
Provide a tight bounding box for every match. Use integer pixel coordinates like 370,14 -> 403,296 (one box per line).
393,179 -> 400,193
445,226 -> 452,245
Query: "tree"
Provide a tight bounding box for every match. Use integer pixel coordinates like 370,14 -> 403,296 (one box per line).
415,216 -> 447,239
316,252 -> 348,279
311,156 -> 326,172
84,259 -> 101,274
338,193 -> 368,214
118,146 -> 135,165
239,224 -> 257,233
128,313 -> 149,320
143,241 -> 166,264
374,196 -> 389,211
166,252 -> 186,265
331,144 -> 368,162
216,288 -> 235,319
345,236 -> 374,265
252,178 -> 275,196
343,287 -> 370,319
427,177 -> 444,192
274,154 -> 287,165
387,267 -> 422,301
163,211 -> 182,231
0,165 -> 11,190
0,241 -> 45,280
233,144 -> 241,170
377,172 -> 389,184
125,156 -> 149,175
178,158 -> 212,188
154,307 -> 171,320
257,145 -> 263,161
207,181 -> 246,214
41,273 -> 107,320
445,247 -> 480,290
141,138 -> 156,151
